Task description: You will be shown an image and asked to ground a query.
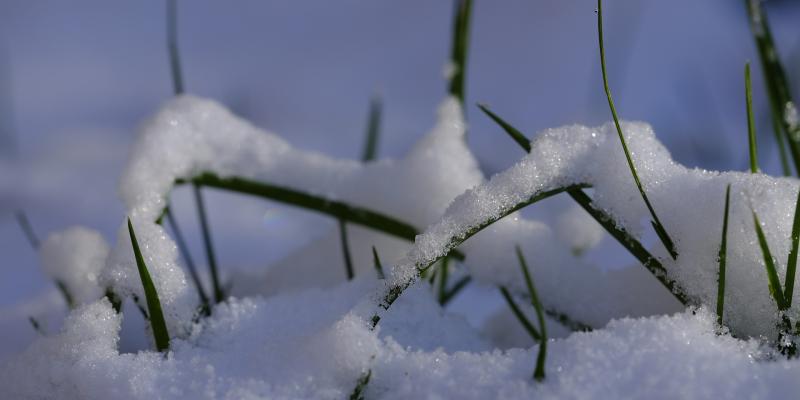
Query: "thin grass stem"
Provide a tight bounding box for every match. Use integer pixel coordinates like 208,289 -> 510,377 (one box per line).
717,184 -> 731,325
14,210 -> 39,249
784,187 -> 800,305
477,104 -> 531,152
338,218 -> 355,280
193,185 -> 223,303
515,245 -> 547,381
178,173 -> 465,261
371,246 -> 385,280
746,62 -> 759,173
597,0 -> 677,260
745,0 -> 798,175
440,275 -> 471,306
448,0 -> 473,106
437,255 -> 450,305
361,94 -> 382,162
164,206 -> 210,312
499,286 -> 541,341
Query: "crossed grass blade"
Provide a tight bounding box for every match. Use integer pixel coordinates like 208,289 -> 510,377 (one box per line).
128,218 -> 171,352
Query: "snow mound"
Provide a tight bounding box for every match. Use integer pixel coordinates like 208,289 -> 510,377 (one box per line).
40,226 -> 110,305
393,121 -> 799,338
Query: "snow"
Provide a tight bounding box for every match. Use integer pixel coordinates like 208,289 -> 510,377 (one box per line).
3,287 -> 800,400
39,226 -> 109,305
398,120 -> 800,338
6,95 -> 800,398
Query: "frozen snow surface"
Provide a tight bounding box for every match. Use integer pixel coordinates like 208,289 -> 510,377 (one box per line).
7,96 -> 800,398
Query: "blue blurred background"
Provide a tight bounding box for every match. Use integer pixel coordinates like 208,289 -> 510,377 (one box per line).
0,0 -> 798,353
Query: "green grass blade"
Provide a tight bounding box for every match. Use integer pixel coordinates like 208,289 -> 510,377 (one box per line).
105,288 -> 123,314
568,190 -> 688,305
128,218 -> 171,352
54,280 -> 75,309
717,184 -> 731,325
164,206 -> 210,313
440,275 -> 471,306
785,187 -> 800,305
338,219 -> 355,280
180,173 -> 465,261
448,0 -> 473,106
14,210 -> 40,249
348,370 -> 371,400
193,185 -> 224,303
166,0 -> 215,312
371,246 -> 385,280
597,0 -> 677,260
752,211 -> 788,310
28,317 -> 44,335
499,286 -> 541,341
515,245 -> 547,381
544,309 -> 593,332
166,0 -> 184,95
745,62 -> 759,173
361,94 -> 382,162
437,256 -> 450,305
477,103 -> 531,152
745,0 -> 798,175
14,210 -> 76,309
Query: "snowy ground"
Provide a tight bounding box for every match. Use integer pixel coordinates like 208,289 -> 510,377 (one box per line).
2,1 -> 800,399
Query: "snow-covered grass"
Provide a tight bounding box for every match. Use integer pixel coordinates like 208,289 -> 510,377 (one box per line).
3,0 -> 800,398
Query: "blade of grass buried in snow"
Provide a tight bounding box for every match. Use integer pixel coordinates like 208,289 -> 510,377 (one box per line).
179,173 -> 465,261
127,218 -> 171,352
745,0 -> 797,175
193,185 -> 224,303
597,0 -> 678,260
717,184 -> 731,326
567,189 -> 689,305
745,62 -> 759,173
338,219 -> 355,280
751,211 -> 788,311
448,0 -> 473,106
476,98 -> 689,305
349,370 -> 371,400
104,288 -> 122,314
371,246 -> 385,280
437,256 -> 450,304
477,103 -> 531,152
784,187 -> 800,305
516,245 -> 547,381
440,275 -> 471,306
499,286 -> 541,342
164,206 -> 210,314
361,94 -> 382,162
371,183 -> 589,329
